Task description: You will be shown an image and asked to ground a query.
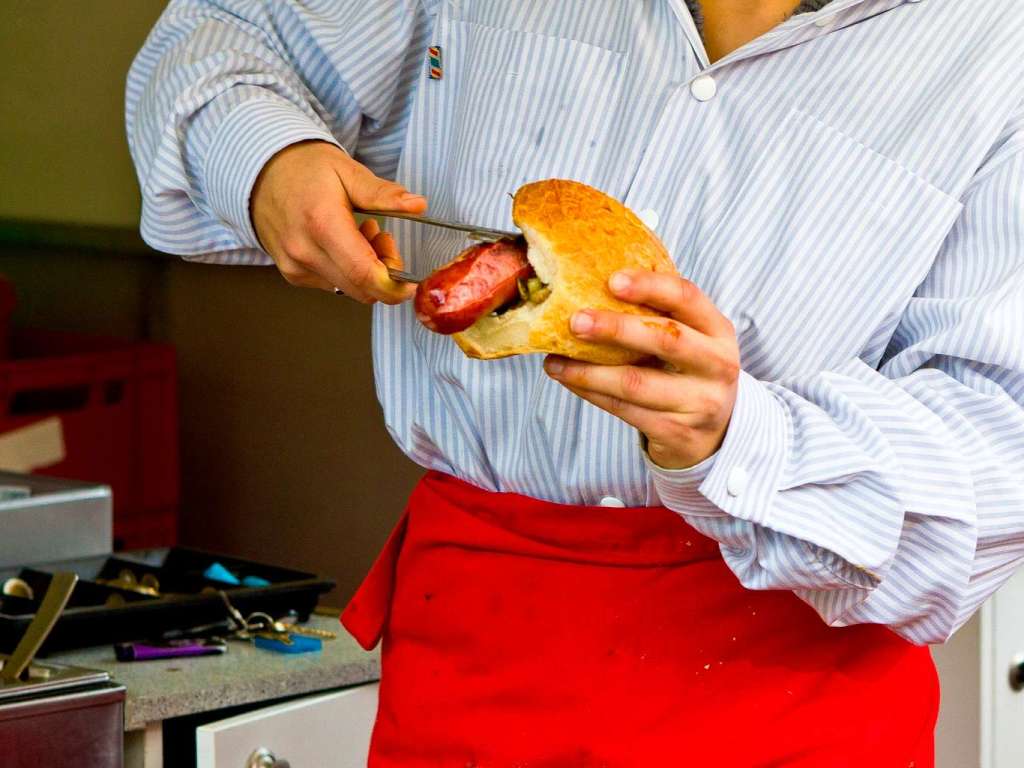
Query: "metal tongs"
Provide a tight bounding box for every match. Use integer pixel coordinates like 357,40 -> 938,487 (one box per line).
1,571 -> 77,684
352,207 -> 520,284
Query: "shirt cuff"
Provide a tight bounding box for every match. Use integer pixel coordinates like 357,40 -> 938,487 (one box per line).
647,370 -> 892,590
642,435 -> 720,515
646,370 -> 789,520
204,96 -> 343,250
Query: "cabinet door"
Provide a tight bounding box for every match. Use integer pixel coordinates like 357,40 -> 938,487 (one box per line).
196,683 -> 378,768
984,569 -> 1024,768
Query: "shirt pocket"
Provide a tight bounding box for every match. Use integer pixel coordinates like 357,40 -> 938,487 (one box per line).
431,19 -> 626,230
689,108 -> 963,380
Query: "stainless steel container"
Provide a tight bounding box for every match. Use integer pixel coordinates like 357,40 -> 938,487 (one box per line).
0,657 -> 124,768
0,472 -> 112,568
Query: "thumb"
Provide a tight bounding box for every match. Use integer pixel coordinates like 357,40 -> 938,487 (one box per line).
339,159 -> 427,214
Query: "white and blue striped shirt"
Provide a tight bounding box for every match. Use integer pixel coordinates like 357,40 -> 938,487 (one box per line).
127,0 -> 1024,645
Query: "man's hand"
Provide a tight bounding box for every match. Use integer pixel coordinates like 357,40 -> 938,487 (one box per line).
251,140 -> 427,303
543,270 -> 740,469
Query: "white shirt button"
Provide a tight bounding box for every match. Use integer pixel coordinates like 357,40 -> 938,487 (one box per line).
600,495 -> 626,508
726,467 -> 749,497
690,75 -> 717,102
638,208 -> 660,230
814,15 -> 835,28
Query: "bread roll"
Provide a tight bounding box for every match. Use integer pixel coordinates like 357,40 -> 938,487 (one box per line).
452,179 -> 677,365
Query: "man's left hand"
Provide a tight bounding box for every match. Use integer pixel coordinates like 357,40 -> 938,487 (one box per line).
543,270 -> 740,470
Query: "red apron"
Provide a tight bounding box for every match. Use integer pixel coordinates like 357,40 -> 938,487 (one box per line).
343,472 -> 938,767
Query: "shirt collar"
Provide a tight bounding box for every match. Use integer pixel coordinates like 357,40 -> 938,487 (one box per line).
675,0 -> 914,72
683,0 -> 837,32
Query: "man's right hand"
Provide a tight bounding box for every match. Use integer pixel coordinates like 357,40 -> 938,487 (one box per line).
251,140 -> 427,304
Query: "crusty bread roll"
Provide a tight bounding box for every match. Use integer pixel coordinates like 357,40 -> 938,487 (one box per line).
453,179 -> 678,365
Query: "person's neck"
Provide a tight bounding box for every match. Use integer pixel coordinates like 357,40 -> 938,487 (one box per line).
699,0 -> 803,62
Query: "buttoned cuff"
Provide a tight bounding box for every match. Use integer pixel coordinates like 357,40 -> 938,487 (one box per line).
205,96 -> 343,250
646,370 -> 789,520
642,437 -> 720,515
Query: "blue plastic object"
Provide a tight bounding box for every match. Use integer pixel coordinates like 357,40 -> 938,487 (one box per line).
254,634 -> 322,654
241,575 -> 271,588
203,562 -> 240,585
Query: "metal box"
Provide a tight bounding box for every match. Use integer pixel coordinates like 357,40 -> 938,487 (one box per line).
0,472 -> 111,568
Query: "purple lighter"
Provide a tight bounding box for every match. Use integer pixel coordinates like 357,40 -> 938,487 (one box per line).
114,639 -> 227,661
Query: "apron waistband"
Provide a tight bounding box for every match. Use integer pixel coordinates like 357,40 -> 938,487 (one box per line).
341,471 -> 720,650
415,471 -> 721,566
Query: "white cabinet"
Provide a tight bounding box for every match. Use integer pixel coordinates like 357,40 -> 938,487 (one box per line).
196,683 -> 379,768
935,566 -> 1024,768
982,569 -> 1024,767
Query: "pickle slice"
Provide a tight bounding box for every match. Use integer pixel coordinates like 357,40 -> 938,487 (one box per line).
497,276 -> 550,315
530,285 -> 551,303
524,277 -> 550,304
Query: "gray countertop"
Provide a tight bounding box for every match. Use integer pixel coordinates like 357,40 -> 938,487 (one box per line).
50,615 -> 379,730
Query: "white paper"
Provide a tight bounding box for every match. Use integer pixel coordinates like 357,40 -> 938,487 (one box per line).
0,416 -> 66,472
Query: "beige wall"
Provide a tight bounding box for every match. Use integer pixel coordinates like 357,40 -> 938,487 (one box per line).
934,616 -> 982,768
0,1 -> 166,228
0,2 -> 984,764
157,260 -> 423,601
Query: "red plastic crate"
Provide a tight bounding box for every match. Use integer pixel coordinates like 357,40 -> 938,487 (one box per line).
0,276 -> 17,359
0,329 -> 179,548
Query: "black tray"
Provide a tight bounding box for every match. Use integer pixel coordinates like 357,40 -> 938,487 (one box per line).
0,547 -> 335,654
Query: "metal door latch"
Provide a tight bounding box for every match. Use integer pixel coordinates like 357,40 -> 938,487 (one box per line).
246,747 -> 291,768
1009,654 -> 1024,691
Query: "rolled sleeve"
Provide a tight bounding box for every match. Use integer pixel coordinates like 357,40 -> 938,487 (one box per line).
646,369 -> 886,595
205,95 -> 343,250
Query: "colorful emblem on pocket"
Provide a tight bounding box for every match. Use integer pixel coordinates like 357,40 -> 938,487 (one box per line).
428,46 -> 443,79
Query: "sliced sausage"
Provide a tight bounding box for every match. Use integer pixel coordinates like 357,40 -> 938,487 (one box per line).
415,239 -> 533,334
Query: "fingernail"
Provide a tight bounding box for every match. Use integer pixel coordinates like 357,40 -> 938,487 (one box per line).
545,358 -> 565,376
571,311 -> 594,335
400,193 -> 425,204
609,272 -> 632,294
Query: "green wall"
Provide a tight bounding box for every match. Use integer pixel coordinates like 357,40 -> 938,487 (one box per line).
0,1 -> 167,227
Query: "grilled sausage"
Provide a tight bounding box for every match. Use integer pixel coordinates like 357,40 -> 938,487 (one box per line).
414,239 -> 533,334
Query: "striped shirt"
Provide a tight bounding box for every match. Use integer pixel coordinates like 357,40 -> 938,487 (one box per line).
126,0 -> 1024,645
